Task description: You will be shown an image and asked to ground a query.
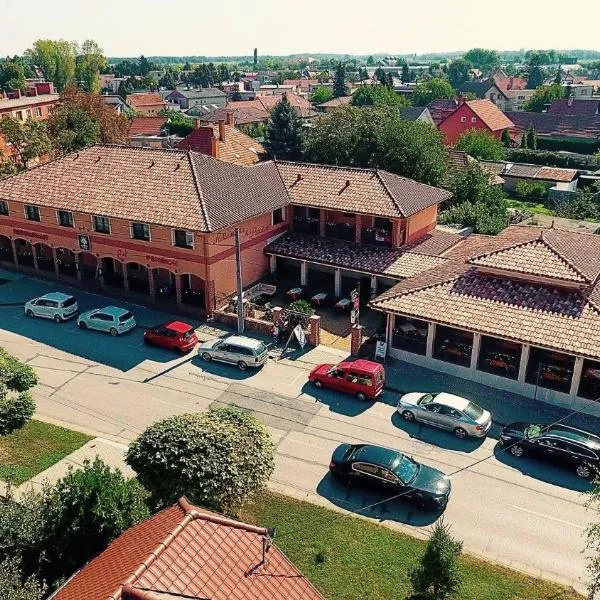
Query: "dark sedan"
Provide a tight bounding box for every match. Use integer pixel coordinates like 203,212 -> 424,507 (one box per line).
329,443 -> 451,511
499,422 -> 600,478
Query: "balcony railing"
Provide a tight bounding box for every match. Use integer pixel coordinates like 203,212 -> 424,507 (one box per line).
360,227 -> 392,247
325,222 -> 355,242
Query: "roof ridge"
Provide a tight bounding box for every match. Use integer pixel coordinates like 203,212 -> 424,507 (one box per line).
187,152 -> 212,232
375,170 -> 406,218
371,271 -> 463,306
541,230 -> 592,282
275,159 -> 378,175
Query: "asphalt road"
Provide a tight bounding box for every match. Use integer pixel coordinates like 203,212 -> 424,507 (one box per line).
0,274 -> 591,593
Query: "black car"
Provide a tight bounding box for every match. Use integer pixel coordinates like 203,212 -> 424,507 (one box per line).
329,443 -> 451,511
499,422 -> 600,478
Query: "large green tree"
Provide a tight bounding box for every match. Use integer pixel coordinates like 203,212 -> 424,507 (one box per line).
0,558 -> 46,600
351,84 -> 405,107
126,407 -> 275,512
527,65 -> 545,89
448,58 -> 472,87
412,78 -> 455,106
462,48 -> 501,72
311,86 -> 334,105
306,105 -> 447,186
0,118 -> 52,167
0,61 -> 26,93
524,83 -> 565,112
75,40 -> 107,93
264,94 -> 305,160
456,129 -> 505,160
26,40 -> 76,91
333,61 -> 347,98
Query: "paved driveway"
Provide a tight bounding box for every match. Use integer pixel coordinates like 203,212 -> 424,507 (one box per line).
0,270 -> 591,593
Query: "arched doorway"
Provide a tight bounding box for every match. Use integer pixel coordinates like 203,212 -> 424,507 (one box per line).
14,239 -> 34,268
101,257 -> 124,288
126,262 -> 149,294
56,248 -> 76,277
181,274 -> 205,308
152,267 -> 176,298
78,252 -> 98,281
34,243 -> 54,272
0,235 -> 13,263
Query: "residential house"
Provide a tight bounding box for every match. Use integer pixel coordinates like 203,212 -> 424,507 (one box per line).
283,79 -> 323,95
128,117 -> 173,149
427,99 -> 459,126
51,497 -> 325,600
165,87 -> 227,110
100,94 -> 130,115
491,69 -> 528,92
400,106 -> 434,124
126,93 -> 167,116
317,95 -> 352,113
371,225 -> 600,416
178,118 -> 266,166
98,74 -> 125,94
547,98 -> 600,116
454,80 -> 534,112
0,145 -> 456,318
438,99 -> 514,145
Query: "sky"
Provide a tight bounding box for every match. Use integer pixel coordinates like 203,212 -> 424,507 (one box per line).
1,0 -> 599,58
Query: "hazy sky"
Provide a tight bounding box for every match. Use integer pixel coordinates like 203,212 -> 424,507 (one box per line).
1,0 -> 599,57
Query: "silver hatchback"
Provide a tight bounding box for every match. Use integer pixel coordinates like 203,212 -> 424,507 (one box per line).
198,335 -> 268,371
397,392 -> 492,439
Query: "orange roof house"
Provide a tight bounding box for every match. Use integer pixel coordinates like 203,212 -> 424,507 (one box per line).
52,497 -> 325,600
126,93 -> 167,116
438,99 -> 514,145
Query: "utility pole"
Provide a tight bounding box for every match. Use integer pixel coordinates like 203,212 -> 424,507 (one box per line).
234,228 -> 244,334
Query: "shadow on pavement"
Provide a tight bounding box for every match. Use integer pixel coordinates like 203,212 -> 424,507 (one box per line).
493,444 -> 593,492
189,355 -> 258,381
316,471 -> 440,527
301,382 -> 372,417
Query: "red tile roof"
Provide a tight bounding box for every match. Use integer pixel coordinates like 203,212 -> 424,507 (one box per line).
507,111 -> 600,140
126,93 -> 166,109
465,99 -> 514,131
547,99 -> 600,117
53,497 -> 324,600
128,117 -> 167,137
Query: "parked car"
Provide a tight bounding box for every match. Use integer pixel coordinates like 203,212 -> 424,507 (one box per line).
144,321 -> 198,353
198,335 -> 268,370
329,443 -> 451,511
309,359 -> 385,401
499,422 -> 600,478
397,392 -> 492,439
24,292 -> 78,322
77,306 -> 136,336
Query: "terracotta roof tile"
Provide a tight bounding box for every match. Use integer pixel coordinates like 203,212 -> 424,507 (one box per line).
54,498 -> 324,600
126,93 -> 166,108
465,99 -> 514,131
129,117 -> 167,137
547,99 -> 600,117
507,112 -> 600,140
275,161 -> 451,219
318,96 -> 352,109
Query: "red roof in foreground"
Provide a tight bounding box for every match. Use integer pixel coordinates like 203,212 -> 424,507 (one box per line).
128,117 -> 167,136
53,497 -> 325,600
126,93 -> 166,108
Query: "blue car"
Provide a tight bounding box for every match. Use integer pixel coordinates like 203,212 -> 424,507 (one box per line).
77,306 -> 136,336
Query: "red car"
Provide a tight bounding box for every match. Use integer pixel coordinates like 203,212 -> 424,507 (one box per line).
309,359 -> 385,401
144,321 -> 198,353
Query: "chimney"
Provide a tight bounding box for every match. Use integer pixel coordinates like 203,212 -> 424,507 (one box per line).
218,119 -> 226,142
211,136 -> 219,159
193,118 -> 202,130
225,111 -> 233,126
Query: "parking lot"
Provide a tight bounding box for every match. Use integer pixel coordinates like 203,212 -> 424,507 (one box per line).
0,268 -> 592,593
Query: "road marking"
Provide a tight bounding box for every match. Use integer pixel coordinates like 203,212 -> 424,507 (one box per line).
512,505 -> 586,530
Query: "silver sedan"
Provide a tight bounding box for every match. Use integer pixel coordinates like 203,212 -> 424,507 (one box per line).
397,392 -> 492,439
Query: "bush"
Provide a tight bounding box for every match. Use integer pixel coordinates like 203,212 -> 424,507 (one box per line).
0,349 -> 38,393
0,392 -> 35,435
126,406 -> 275,513
455,129 -> 504,161
506,148 -> 600,170
552,188 -> 600,221
514,180 -> 548,200
37,457 -> 149,585
0,558 -> 46,600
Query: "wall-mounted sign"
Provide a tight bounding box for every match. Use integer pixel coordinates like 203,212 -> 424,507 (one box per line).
12,228 -> 48,241
145,254 -> 177,267
78,234 -> 91,252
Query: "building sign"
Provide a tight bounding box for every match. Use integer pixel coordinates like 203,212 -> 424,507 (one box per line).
375,340 -> 387,362
12,228 -> 48,241
213,223 -> 272,243
293,324 -> 306,349
78,234 -> 91,252
145,254 -> 177,267
350,308 -> 359,324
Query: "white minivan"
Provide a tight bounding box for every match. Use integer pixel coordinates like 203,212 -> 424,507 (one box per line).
24,292 -> 79,322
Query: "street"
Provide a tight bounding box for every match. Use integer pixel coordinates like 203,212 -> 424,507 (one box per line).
0,271 -> 591,593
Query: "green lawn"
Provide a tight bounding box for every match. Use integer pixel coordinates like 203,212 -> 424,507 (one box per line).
241,492 -> 582,600
0,420 -> 92,485
506,198 -> 555,216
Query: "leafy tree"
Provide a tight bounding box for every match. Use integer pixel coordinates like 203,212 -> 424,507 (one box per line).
139,55 -> 151,76
401,63 -> 411,83
520,134 -> 527,149
0,558 -> 46,600
554,67 -> 562,84
311,86 -> 334,104
515,180 -> 547,200
25,40 -> 76,91
160,109 -> 193,136
117,76 -> 136,98
501,128 -> 511,148
126,407 -> 275,512
253,48 -> 258,69
159,71 -> 176,90
525,124 -> 538,150
306,105 -> 447,186
462,48 -> 501,72
410,519 -> 463,600
527,64 -> 544,89
0,61 -> 26,92
455,129 -> 504,161
0,347 -> 36,436
37,457 -> 149,584
447,58 -> 472,87
75,40 -> 106,93
333,62 -> 346,98
264,94 -> 305,160
366,55 -> 375,66
351,84 -> 404,107
412,78 -> 455,106
524,83 -> 564,111
553,183 -> 600,221
47,87 -> 129,153
0,158 -> 17,179
374,67 -> 387,86
0,117 -> 52,166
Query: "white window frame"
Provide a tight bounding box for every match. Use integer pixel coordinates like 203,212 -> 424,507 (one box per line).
272,206 -> 286,226
35,107 -> 42,118
24,204 -> 41,221
471,117 -> 477,123
460,116 -> 467,123
0,200 -> 9,216
56,209 -> 74,228
92,214 -> 111,234
172,229 -> 194,249
130,221 -> 151,242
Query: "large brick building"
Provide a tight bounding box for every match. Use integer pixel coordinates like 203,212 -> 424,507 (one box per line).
0,145 -> 455,317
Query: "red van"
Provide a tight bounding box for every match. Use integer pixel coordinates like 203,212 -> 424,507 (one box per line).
308,359 -> 385,401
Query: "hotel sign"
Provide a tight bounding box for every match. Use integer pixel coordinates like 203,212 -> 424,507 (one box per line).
78,234 -> 91,252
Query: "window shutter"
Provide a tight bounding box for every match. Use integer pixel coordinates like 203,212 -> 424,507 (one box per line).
185,231 -> 194,246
